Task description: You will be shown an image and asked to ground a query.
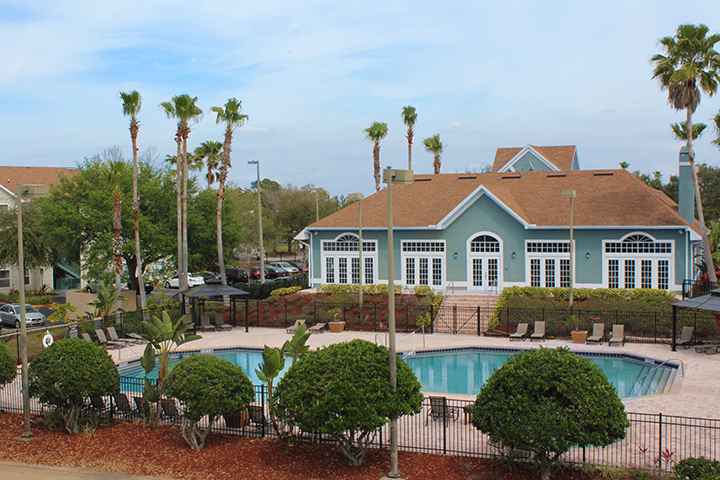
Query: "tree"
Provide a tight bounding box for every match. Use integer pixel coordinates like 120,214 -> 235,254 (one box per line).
364,122 -> 388,192
402,106 -> 417,170
671,120 -> 707,140
713,110 -> 720,149
120,90 -> 147,308
193,140 -> 223,188
274,339 -> 423,466
652,23 -> 720,283
0,202 -> 59,272
423,133 -> 444,174
86,280 -> 124,326
472,347 -> 629,480
210,98 -> 248,285
160,95 -> 203,291
0,342 -> 17,391
28,338 -> 120,434
187,188 -> 243,272
164,355 -> 255,451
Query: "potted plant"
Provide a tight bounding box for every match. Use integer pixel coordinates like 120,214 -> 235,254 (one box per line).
328,312 -> 346,333
568,314 -> 588,343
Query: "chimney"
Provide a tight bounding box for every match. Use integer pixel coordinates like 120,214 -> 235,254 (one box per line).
678,146 -> 695,224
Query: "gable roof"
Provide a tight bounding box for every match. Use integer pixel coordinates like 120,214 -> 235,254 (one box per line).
309,169 -> 700,233
492,145 -> 577,172
0,166 -> 76,198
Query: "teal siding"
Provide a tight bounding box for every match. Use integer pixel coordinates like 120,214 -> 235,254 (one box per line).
511,152 -> 552,172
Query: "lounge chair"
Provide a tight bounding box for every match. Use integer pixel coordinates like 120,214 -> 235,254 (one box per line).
308,322 -> 326,334
160,398 -> 181,421
214,313 -> 232,331
286,319 -> 306,334
113,393 -> 134,418
608,324 -> 625,346
530,321 -> 546,342
126,333 -> 148,344
89,395 -> 107,415
81,332 -> 94,343
94,329 -> 124,349
181,313 -> 193,325
224,410 -> 250,429
426,396 -> 459,426
696,344 -> 720,355
509,323 -> 529,341
586,323 -> 605,344
106,326 -> 138,345
133,396 -> 150,417
247,405 -> 267,429
677,326 -> 695,349
199,313 -> 216,332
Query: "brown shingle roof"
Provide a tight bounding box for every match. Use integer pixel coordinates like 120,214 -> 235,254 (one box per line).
310,169 -> 698,233
491,145 -> 577,172
0,166 -> 76,195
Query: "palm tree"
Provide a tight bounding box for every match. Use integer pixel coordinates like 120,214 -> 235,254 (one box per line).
210,98 -> 248,285
402,106 -> 417,170
423,134 -> 444,174
160,95 -> 203,291
619,161 -> 630,170
364,122 -> 388,192
712,111 -> 720,149
193,140 -> 223,187
671,120 -> 707,140
652,23 -> 720,283
120,90 -> 147,308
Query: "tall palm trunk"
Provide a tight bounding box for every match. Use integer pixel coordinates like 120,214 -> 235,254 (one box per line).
373,143 -> 380,192
217,132 -> 232,285
112,191 -> 123,315
181,133 -> 189,292
433,154 -> 441,174
174,135 -> 184,290
407,131 -> 413,171
131,124 -> 146,308
686,109 -> 718,283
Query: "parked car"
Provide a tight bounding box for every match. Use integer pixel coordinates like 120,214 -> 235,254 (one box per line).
269,262 -> 299,274
250,266 -> 280,280
270,266 -> 289,277
127,282 -> 154,295
225,267 -> 249,284
288,261 -> 308,273
0,304 -> 46,329
86,280 -> 153,295
164,273 -> 206,289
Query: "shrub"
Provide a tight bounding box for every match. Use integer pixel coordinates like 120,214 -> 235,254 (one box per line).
164,355 -> 255,451
270,286 -> 302,296
0,342 -> 17,388
28,338 -> 119,434
472,347 -> 629,480
274,339 -> 423,466
674,457 -> 720,480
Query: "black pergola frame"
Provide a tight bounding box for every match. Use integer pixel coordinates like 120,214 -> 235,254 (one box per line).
671,288 -> 720,351
178,278 -> 252,334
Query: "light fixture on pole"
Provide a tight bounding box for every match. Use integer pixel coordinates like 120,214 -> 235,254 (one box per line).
248,161 -> 265,284
16,183 -> 49,439
347,193 -> 363,308
561,189 -> 576,309
383,166 -> 413,479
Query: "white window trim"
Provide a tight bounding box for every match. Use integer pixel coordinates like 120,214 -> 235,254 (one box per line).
320,232 -> 378,285
524,240 -> 572,288
466,232 -> 503,290
602,232 -> 674,290
401,239 -> 446,287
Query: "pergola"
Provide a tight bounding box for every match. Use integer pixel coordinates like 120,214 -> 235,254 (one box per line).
670,288 -> 720,351
178,278 -> 252,333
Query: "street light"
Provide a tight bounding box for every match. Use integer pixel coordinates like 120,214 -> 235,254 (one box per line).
16,183 -> 49,439
561,189 -> 576,309
347,193 -> 363,308
248,161 -> 265,284
383,166 -> 413,479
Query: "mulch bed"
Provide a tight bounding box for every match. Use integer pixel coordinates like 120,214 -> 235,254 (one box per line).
0,413 -> 602,480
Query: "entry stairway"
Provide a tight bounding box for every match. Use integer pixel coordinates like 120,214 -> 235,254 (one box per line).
434,293 -> 499,335
627,363 -> 678,397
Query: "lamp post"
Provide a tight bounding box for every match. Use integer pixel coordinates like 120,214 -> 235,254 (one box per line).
383,166 -> 413,479
347,193 -> 363,307
561,189 -> 576,309
248,161 -> 265,284
16,183 -> 49,439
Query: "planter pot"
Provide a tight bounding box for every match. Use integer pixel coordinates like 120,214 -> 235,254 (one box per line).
328,321 -> 346,333
224,410 -> 249,429
571,330 -> 589,343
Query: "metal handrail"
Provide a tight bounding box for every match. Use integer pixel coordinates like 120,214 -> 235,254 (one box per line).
629,358 -> 684,397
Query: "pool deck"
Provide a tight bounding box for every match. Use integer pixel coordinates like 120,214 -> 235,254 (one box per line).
108,327 -> 720,420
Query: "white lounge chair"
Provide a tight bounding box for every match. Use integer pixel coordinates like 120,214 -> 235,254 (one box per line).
509,323 -> 529,341
530,321 -> 546,341
586,323 -> 605,344
608,324 -> 625,346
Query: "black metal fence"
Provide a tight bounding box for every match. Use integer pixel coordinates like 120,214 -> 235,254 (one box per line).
0,376 -> 717,473
683,279 -> 719,299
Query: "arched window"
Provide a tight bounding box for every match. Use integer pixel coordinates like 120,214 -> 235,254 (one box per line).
470,235 -> 500,253
604,233 -> 673,290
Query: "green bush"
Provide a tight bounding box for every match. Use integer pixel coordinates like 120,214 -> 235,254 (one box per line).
270,286 -> 302,296
674,457 -> 720,480
0,342 -> 17,387
316,283 -> 402,296
274,339 -> 423,466
472,347 -> 629,480
164,355 -> 255,451
28,338 -> 119,434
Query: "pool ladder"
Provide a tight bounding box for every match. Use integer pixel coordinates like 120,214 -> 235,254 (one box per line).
375,331 -> 417,358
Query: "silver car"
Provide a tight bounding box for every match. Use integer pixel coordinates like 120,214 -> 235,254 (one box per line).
269,262 -> 299,274
0,304 -> 46,329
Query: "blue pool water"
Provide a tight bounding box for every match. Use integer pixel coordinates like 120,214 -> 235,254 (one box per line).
117,347 -> 677,399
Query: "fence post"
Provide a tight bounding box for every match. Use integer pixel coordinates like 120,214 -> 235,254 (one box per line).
654,312 -> 657,344
284,301 -> 288,326
477,306 -> 481,336
658,412 -> 662,468
374,304 -> 378,331
452,305 -> 457,334
313,302 -> 316,323
343,303 -> 346,323
406,304 -> 409,332
430,303 -> 434,334
256,300 -> 259,327
443,407 -> 447,454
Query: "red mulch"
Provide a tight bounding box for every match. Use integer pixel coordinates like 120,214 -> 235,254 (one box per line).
0,413 -> 599,479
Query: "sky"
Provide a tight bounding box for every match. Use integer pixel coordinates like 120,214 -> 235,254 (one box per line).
2,1 -> 720,197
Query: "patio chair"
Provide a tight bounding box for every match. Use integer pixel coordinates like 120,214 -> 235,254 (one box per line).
586,323 -> 605,345
126,333 -> 148,344
308,322 -> 326,334
133,396 -> 151,417
106,326 -> 138,345
160,398 -> 181,422
426,396 -> 459,426
94,329 -> 124,349
696,344 -> 720,355
677,326 -> 695,349
199,313 -> 216,332
181,313 -> 193,325
81,332 -> 94,343
113,393 -> 135,419
509,323 -> 529,341
214,313 -> 232,331
286,319 -> 306,334
530,321 -> 546,342
247,405 -> 267,429
608,324 -> 625,346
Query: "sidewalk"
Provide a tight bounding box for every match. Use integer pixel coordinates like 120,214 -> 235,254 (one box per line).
0,461 -> 173,480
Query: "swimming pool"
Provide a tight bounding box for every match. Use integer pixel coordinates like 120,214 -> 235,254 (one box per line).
117,347 -> 678,399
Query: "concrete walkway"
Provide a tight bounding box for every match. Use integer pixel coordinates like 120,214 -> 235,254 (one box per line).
107,325 -> 720,419
0,461 -> 172,480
